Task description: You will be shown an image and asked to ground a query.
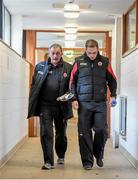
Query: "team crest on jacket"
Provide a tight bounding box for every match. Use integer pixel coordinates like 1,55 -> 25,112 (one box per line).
98,61 -> 102,66
63,72 -> 67,78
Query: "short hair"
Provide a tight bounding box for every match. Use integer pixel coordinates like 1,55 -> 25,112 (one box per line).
85,39 -> 99,49
49,43 -> 62,53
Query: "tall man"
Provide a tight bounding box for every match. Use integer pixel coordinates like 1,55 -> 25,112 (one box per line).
28,43 -> 73,170
69,39 -> 117,170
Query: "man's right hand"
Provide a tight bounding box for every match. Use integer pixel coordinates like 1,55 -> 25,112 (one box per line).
72,100 -> 79,110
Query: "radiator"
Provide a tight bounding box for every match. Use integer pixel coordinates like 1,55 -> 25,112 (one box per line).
119,96 -> 127,137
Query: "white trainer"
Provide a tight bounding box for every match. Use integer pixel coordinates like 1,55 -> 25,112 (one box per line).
57,158 -> 64,165
42,163 -> 54,170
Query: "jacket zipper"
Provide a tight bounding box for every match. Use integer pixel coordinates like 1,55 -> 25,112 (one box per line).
91,62 -> 94,100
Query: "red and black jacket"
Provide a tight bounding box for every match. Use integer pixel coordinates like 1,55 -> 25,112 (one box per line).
69,52 -> 117,102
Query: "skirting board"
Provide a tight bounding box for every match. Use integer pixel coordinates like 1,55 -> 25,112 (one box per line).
119,144 -> 138,170
0,135 -> 28,168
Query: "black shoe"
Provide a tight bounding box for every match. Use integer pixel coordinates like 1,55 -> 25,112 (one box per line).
96,158 -> 103,167
83,164 -> 92,170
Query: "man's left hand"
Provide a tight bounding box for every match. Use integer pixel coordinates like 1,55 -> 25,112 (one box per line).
110,97 -> 117,107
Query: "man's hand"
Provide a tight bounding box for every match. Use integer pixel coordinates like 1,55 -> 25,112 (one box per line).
72,100 -> 79,110
110,97 -> 117,107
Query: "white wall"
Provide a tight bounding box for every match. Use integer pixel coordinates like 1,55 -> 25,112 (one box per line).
110,16 -> 122,147
120,49 -> 138,162
0,40 -> 30,161
110,14 -> 138,168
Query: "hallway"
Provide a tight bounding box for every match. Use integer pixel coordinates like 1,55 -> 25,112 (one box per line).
0,0 -> 138,179
0,120 -> 138,179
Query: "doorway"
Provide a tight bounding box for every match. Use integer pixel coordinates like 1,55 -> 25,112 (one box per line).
26,30 -> 111,137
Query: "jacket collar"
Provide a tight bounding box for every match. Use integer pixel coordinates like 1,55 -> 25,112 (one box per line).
47,57 -> 63,67
83,51 -> 100,61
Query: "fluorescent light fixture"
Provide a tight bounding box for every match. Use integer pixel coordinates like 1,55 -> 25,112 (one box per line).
65,33 -> 77,41
64,3 -> 80,18
65,40 -> 76,48
64,27 -> 78,34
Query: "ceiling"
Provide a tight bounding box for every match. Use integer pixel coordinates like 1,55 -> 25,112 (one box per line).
3,0 -> 135,48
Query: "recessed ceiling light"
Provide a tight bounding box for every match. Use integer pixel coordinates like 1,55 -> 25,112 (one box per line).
65,33 -> 77,40
64,2 -> 80,18
64,27 -> 78,34
65,40 -> 76,47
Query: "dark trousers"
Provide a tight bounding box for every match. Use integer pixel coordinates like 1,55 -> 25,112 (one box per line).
78,101 -> 107,166
40,105 -> 67,166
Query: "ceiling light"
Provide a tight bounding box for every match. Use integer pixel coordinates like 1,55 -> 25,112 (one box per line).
64,2 -> 80,18
65,41 -> 76,48
64,27 -> 78,34
65,33 -> 77,41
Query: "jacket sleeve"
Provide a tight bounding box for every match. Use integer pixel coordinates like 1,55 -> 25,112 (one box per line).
69,62 -> 78,100
106,62 -> 117,98
31,64 -> 39,86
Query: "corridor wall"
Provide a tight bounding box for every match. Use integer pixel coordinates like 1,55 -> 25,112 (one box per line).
120,47 -> 138,169
0,40 -> 30,166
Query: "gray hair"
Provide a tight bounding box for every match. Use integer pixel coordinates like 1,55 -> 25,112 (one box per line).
49,43 -> 63,52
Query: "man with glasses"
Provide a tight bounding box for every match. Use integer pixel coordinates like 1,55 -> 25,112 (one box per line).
28,43 -> 73,170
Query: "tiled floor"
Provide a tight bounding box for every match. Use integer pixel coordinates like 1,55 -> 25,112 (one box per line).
0,119 -> 138,179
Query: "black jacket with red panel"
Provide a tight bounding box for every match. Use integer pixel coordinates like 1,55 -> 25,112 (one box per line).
69,52 -> 117,102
